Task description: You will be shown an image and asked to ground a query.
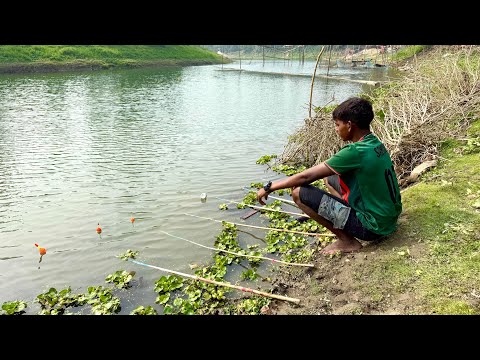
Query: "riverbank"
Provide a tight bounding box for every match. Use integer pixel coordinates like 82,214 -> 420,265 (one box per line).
269,124 -> 480,314
0,45 -> 226,74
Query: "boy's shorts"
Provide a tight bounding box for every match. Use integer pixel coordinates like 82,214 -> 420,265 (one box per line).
299,175 -> 382,241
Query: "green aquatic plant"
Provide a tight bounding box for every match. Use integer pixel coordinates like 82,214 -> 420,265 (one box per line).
35,287 -> 82,314
86,286 -> 121,315
256,154 -> 277,165
236,296 -> 271,315
154,275 -> 184,306
130,305 -> 158,315
241,269 -> 258,281
219,203 -> 228,210
237,191 -> 257,209
117,249 -> 139,260
105,270 -> 135,289
272,164 -> 306,176
281,248 -> 315,264
1,300 -> 27,315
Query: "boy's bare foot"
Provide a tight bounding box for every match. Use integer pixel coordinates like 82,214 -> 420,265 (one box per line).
320,238 -> 362,255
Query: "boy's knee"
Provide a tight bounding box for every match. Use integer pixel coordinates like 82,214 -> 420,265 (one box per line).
292,186 -> 301,203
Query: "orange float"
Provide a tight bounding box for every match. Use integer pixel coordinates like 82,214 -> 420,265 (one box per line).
96,223 -> 102,234
34,243 -> 47,255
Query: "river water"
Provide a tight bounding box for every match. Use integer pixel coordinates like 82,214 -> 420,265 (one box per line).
0,60 -> 393,313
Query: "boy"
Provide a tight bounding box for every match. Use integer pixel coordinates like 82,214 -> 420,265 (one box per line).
257,97 -> 402,254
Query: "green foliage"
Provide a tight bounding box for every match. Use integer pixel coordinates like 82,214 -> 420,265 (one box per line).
237,191 -> 257,209
247,249 -> 263,266
1,300 -> 27,315
117,249 -> 139,260
105,270 -> 135,289
250,182 -> 263,189
313,103 -> 337,114
36,287 -> 83,314
256,154 -> 277,165
281,248 -> 315,263
461,137 -> 480,154
263,200 -> 290,221
236,296 -> 271,315
467,119 -> 480,137
219,203 -> 228,210
214,223 -> 245,265
0,45 -> 223,66
272,164 -> 306,176
130,306 -> 158,315
391,45 -> 426,61
241,269 -> 258,281
433,300 -> 478,315
154,275 -> 184,294
86,286 -> 121,315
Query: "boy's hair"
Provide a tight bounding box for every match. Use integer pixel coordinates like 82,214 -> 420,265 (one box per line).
332,97 -> 374,129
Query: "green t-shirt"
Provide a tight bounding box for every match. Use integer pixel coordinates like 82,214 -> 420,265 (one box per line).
325,133 -> 402,235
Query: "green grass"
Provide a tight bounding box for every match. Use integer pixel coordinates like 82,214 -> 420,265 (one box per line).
0,45 -> 225,73
391,45 -> 427,62
0,45 -> 221,63
357,119 -> 480,314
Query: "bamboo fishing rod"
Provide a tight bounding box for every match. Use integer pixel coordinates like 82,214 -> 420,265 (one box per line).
242,187 -> 299,208
184,213 -> 334,237
160,230 -> 314,268
215,196 -> 307,217
128,258 -> 300,304
268,195 -> 298,207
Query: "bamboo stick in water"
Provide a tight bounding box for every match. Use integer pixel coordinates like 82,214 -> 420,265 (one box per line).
128,259 -> 300,304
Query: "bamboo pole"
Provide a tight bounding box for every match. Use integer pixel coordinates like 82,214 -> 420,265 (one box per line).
160,230 -> 315,268
266,195 -> 298,207
309,45 -> 326,118
184,213 -> 334,238
242,187 -> 299,207
128,259 -> 300,304
326,45 -> 333,77
215,196 -> 306,217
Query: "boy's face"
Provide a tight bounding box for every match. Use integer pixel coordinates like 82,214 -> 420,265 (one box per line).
334,119 -> 352,141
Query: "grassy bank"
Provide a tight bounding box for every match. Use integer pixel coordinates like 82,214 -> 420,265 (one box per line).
0,45 -> 226,73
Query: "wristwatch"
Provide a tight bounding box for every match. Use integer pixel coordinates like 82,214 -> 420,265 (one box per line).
263,181 -> 272,193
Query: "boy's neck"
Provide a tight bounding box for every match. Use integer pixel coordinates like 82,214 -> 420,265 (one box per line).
352,129 -> 371,142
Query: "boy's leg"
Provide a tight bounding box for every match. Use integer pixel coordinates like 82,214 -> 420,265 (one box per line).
297,175 -> 342,223
292,186 -> 362,254
324,175 -> 342,198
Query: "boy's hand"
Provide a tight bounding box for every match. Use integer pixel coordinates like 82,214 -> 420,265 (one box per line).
256,188 -> 269,205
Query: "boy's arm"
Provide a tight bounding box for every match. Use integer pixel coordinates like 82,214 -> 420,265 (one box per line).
257,162 -> 335,205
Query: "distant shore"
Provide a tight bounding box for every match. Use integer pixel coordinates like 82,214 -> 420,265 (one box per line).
0,45 -> 228,74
